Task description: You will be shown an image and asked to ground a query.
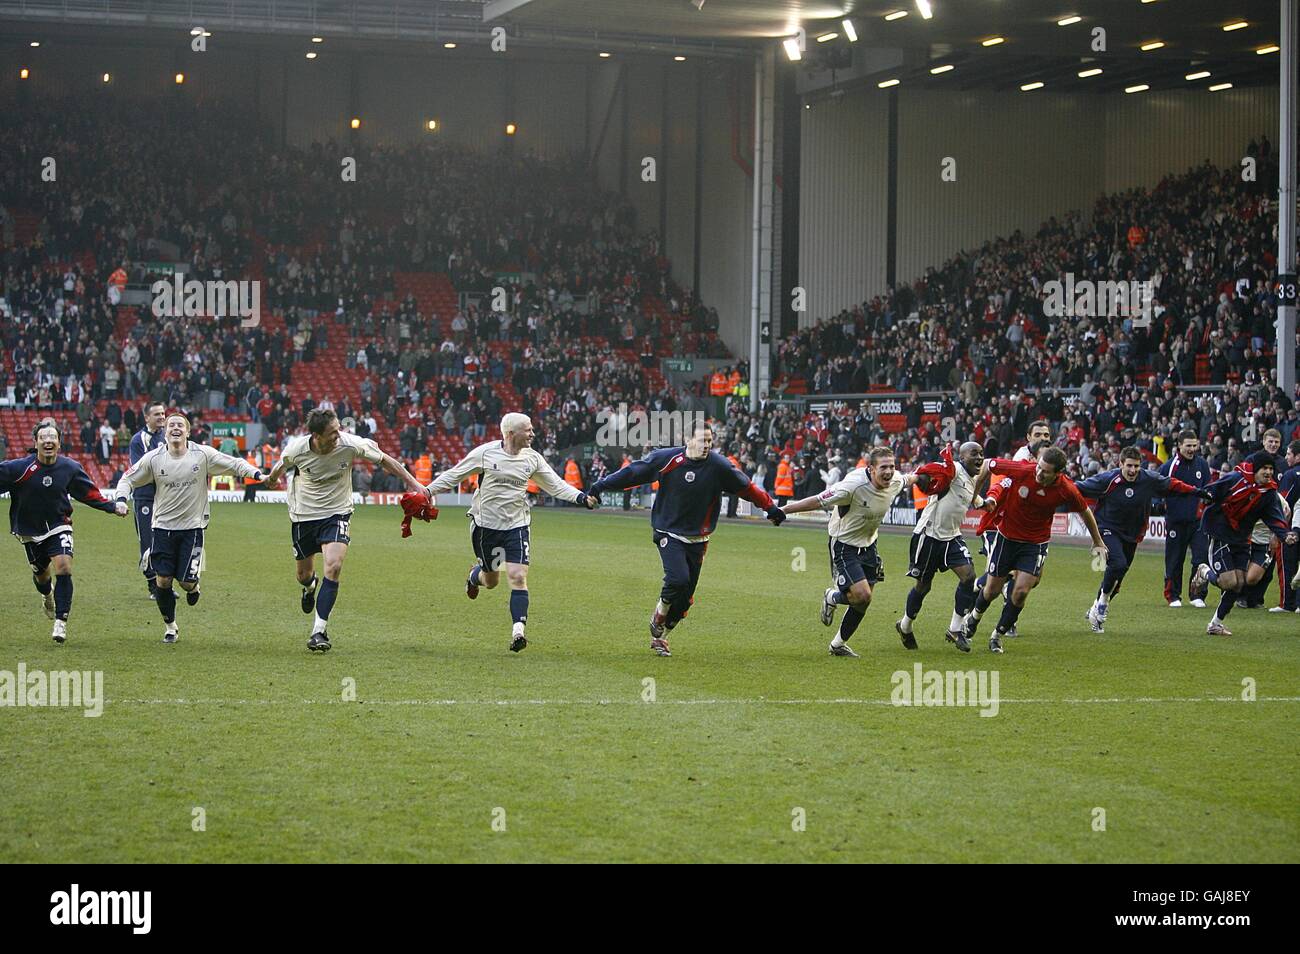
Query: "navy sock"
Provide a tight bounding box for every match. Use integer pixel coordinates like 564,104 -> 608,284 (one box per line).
33,575 -> 52,596
996,598 -> 1024,633
975,573 -> 988,592
510,588 -> 529,625
974,586 -> 993,615
156,586 -> 177,623
469,565 -> 482,587
53,574 -> 73,620
905,587 -> 925,619
954,577 -> 976,615
316,578 -> 339,621
838,606 -> 865,642
1100,566 -> 1126,597
829,589 -> 849,605
1216,589 -> 1235,619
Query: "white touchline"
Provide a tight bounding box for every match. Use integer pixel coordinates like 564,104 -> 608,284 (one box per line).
110,696 -> 1300,706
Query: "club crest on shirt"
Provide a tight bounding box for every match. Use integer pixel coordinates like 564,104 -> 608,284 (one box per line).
42,476 -> 53,487
685,471 -> 696,483
1018,486 -> 1029,498
1125,487 -> 1134,497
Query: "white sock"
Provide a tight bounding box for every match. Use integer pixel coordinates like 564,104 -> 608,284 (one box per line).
970,605 -> 983,620
312,614 -> 327,634
949,610 -> 964,631
899,615 -> 913,633
1097,592 -> 1109,608
304,576 -> 318,592
830,633 -> 845,648
512,621 -> 526,636
655,600 -> 670,618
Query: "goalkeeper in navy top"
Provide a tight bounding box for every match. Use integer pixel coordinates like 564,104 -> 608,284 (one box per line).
0,423 -> 127,643
127,402 -> 167,599
1156,430 -> 1213,607
1190,452 -> 1292,636
1075,446 -> 1205,634
590,421 -> 783,657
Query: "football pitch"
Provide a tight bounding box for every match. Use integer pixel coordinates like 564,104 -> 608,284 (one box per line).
1,503 -> 1297,863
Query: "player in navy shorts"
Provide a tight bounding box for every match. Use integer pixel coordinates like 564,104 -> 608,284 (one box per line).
0,423 -> 127,643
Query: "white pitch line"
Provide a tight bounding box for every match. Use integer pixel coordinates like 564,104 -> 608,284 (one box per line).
106,696 -> 1300,707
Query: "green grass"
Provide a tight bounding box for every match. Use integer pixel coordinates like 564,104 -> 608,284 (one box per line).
1,502 -> 1297,863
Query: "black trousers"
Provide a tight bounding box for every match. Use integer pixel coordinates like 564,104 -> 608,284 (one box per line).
654,531 -> 708,627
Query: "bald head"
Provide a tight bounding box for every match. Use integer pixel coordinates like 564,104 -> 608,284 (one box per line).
958,441 -> 984,475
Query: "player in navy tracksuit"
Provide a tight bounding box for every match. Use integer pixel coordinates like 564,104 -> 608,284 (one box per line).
590,423 -> 785,656
1191,453 -> 1292,636
1156,430 -> 1213,607
1076,446 -> 1205,633
1274,439 -> 1300,612
128,402 -> 167,598
0,423 -> 127,643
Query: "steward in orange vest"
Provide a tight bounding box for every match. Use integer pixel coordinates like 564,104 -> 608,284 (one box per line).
775,457 -> 794,500
414,454 -> 433,485
564,458 -> 583,490
709,370 -> 730,397
243,451 -> 260,501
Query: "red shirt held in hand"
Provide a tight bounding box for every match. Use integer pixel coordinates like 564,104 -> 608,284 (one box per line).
988,459 -> 1088,544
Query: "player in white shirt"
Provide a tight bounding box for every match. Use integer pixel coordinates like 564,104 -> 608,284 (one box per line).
895,442 -> 989,651
779,446 -> 924,657
263,408 -> 427,652
427,412 -> 596,653
116,413 -> 263,643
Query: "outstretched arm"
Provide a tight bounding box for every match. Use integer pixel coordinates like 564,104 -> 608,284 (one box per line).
72,465 -> 125,517
591,457 -> 662,493
379,451 -> 427,496
427,445 -> 486,496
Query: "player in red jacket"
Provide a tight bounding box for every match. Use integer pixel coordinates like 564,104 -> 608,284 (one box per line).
961,446 -> 1105,653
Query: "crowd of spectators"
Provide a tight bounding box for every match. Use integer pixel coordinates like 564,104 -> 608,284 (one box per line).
1,100 -> 725,476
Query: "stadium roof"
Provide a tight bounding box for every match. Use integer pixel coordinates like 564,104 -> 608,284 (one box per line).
0,0 -> 1286,85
